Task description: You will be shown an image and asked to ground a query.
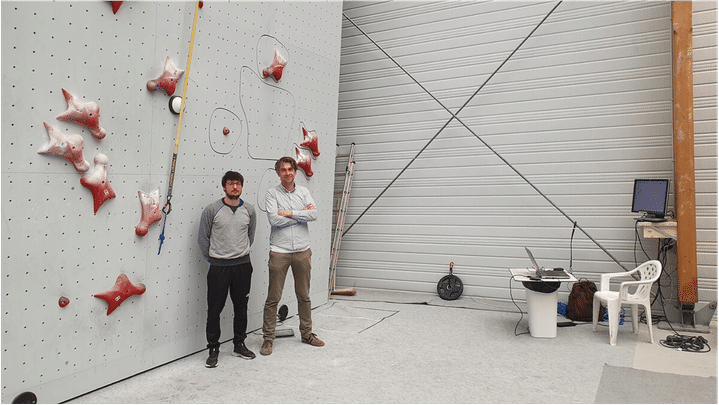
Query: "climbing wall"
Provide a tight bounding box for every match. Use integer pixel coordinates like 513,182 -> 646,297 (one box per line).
1,2 -> 342,403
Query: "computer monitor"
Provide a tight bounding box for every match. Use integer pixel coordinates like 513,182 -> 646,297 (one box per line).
631,179 -> 670,221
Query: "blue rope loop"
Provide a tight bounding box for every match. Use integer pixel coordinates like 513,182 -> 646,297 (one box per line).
158,210 -> 168,255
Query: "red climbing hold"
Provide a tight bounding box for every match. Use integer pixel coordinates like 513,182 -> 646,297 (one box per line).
262,50 -> 287,82
58,296 -> 70,308
295,147 -> 313,178
80,153 -> 116,214
147,56 -> 185,96
300,127 -> 320,157
111,1 -> 123,14
56,89 -> 106,140
94,274 -> 146,315
223,127 -> 230,136
37,122 -> 90,172
136,187 -> 162,237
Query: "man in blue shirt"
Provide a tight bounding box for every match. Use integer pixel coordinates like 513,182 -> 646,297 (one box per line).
198,171 -> 256,368
260,157 -> 324,356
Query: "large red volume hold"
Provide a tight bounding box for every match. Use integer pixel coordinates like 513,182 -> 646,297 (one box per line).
94,274 -> 146,315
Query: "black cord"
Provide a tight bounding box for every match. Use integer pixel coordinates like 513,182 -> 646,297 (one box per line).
509,276 -> 530,336
653,279 -> 711,353
632,229 -> 676,324
341,3 -> 563,237
629,238 -> 674,327
569,221 -> 577,273
342,4 -> 631,273
633,220 -> 652,267
630,218 -> 708,354
649,238 -> 674,309
660,334 -> 711,353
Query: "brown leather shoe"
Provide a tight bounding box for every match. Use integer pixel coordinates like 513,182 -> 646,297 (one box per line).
301,333 -> 325,347
260,339 -> 273,356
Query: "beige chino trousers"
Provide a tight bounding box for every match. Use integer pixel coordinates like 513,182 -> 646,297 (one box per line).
262,248 -> 313,341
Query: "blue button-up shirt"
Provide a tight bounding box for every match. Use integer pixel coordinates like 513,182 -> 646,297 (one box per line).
265,184 -> 317,253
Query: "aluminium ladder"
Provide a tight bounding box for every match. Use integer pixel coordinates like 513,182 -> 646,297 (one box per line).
329,143 -> 356,294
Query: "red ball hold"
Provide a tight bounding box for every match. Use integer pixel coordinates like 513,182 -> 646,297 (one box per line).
223,127 -> 230,136
59,296 -> 70,308
198,1 -> 204,9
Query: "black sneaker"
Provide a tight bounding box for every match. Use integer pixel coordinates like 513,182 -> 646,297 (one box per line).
205,347 -> 219,368
232,342 -> 256,360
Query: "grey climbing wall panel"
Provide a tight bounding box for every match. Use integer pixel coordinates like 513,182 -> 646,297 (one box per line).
1,2 -> 342,403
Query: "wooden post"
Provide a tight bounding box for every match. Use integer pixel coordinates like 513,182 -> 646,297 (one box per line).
671,1 -> 699,305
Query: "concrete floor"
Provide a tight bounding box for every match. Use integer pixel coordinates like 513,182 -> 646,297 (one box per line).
66,289 -> 717,403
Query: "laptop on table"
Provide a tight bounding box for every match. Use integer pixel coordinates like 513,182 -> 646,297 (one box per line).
525,247 -> 570,279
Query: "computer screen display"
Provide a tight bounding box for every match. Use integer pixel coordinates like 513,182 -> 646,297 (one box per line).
631,179 -> 669,219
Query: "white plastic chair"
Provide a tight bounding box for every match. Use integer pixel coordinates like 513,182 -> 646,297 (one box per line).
592,260 -> 662,346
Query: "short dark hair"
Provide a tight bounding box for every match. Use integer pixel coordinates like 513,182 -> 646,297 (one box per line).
275,156 -> 297,173
221,171 -> 244,187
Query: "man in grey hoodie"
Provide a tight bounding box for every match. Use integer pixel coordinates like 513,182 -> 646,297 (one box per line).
198,171 -> 256,368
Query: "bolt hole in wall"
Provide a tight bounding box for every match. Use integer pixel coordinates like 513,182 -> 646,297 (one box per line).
1,2 -> 342,403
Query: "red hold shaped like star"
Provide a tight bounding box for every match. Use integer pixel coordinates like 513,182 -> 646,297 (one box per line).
56,88 -> 107,140
111,1 -> 123,14
147,56 -> 185,96
94,274 -> 146,315
136,187 -> 162,237
37,122 -> 90,172
295,147 -> 313,178
80,153 -> 116,214
262,50 -> 287,82
300,127 -> 320,157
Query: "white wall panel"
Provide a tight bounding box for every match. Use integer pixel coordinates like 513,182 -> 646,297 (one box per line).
335,1 -> 717,318
1,2 -> 342,403
335,2 -> 716,310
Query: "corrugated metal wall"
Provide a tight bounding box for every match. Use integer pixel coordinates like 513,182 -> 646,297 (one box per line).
334,1 -> 716,309
693,1 -> 718,310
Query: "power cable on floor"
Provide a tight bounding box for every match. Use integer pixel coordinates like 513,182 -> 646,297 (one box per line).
633,237 -> 695,349
651,273 -> 711,354
660,334 -> 711,353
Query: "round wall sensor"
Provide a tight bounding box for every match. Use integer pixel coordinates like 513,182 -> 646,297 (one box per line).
168,95 -> 183,114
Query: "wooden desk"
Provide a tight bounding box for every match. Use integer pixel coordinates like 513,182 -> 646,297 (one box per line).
637,220 -> 677,239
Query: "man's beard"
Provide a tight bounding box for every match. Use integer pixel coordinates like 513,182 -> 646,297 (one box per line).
225,193 -> 240,200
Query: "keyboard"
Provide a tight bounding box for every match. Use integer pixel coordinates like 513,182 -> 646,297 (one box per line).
536,269 -> 570,279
